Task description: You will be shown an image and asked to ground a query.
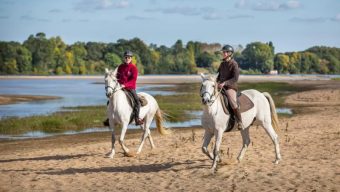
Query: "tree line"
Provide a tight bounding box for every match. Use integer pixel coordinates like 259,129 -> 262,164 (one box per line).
1,32 -> 339,75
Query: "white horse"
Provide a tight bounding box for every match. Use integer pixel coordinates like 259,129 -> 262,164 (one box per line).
200,74 -> 281,172
104,68 -> 169,158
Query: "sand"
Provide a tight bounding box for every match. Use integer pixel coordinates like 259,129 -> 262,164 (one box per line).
0,78 -> 339,191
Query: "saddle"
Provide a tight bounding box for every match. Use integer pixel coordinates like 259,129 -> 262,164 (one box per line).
220,91 -> 254,132
123,90 -> 148,124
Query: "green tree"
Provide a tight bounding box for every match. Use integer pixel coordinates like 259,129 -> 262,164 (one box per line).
104,52 -> 121,69
242,42 -> 274,73
4,59 -> 18,74
288,52 -> 301,74
51,36 -> 67,74
71,42 -> 87,74
196,52 -> 214,68
274,54 -> 290,74
64,51 -> 74,74
186,44 -> 197,74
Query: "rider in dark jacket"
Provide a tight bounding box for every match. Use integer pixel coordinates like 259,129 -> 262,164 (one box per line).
217,45 -> 244,130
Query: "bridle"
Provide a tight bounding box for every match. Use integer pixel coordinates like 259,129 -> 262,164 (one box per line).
105,72 -> 122,98
200,79 -> 223,106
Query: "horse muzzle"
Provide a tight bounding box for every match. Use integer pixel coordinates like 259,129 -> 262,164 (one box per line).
202,97 -> 211,105
106,91 -> 112,98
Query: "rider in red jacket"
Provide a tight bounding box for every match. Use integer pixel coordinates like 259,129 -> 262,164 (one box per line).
117,50 -> 144,125
103,50 -> 144,126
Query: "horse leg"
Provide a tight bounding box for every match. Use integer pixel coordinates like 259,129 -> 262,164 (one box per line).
147,130 -> 155,149
119,122 -> 131,156
202,130 -> 214,160
237,128 -> 250,162
136,117 -> 153,154
263,122 -> 281,164
106,120 -> 116,158
211,129 -> 223,173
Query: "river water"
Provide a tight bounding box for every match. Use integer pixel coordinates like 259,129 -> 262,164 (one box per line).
0,78 -> 176,118
0,76 -> 304,139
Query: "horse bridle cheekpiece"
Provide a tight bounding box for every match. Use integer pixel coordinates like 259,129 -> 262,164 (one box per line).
105,72 -> 120,98
200,78 -> 219,105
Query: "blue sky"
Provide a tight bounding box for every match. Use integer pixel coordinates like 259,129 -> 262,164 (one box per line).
0,0 -> 339,53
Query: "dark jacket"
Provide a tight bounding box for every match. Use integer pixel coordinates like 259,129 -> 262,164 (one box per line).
216,59 -> 240,91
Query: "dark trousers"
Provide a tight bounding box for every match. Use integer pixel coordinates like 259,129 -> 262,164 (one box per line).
125,89 -> 141,121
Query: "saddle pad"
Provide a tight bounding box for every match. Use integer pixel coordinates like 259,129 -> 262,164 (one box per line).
123,90 -> 148,107
220,92 -> 254,115
238,93 -> 254,113
139,95 -> 148,106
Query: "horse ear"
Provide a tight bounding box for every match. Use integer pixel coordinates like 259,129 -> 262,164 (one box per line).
105,68 -> 109,74
213,73 -> 218,81
200,73 -> 206,80
112,67 -> 118,76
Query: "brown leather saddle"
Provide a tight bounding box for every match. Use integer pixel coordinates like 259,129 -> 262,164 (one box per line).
220,91 -> 254,132
123,90 -> 148,124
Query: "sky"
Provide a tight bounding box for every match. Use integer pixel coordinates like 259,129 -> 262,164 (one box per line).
0,0 -> 339,53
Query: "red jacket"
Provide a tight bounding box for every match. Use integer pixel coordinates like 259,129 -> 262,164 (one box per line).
116,63 -> 138,90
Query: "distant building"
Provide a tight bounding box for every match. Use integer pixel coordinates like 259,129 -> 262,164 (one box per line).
269,70 -> 278,75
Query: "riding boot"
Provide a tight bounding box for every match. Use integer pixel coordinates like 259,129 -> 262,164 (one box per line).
130,89 -> 144,126
134,103 -> 144,125
135,117 -> 144,125
233,108 -> 244,130
103,118 -> 110,126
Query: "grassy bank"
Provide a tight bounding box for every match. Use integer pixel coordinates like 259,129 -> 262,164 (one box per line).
0,82 -> 314,135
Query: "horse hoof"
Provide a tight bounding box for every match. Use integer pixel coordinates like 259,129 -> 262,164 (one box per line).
211,168 -> 217,174
106,154 -> 114,159
124,152 -> 136,157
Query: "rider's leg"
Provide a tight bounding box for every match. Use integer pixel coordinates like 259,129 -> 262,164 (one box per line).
226,89 -> 244,130
128,89 -> 144,125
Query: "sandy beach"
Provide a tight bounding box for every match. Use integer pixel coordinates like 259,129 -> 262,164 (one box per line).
0,76 -> 339,191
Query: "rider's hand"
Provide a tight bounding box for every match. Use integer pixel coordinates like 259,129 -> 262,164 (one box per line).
218,82 -> 225,89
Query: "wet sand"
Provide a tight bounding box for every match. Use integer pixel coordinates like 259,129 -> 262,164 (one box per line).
0,77 -> 339,191
0,95 -> 61,105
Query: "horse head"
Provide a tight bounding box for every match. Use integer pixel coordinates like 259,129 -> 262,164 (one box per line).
104,68 -> 119,98
200,73 -> 218,105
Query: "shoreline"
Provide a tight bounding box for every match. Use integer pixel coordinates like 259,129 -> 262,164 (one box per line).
0,74 -> 333,83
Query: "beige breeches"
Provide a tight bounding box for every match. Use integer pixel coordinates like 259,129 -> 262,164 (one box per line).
226,89 -> 238,109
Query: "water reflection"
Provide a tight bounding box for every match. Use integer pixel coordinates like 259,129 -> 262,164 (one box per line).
276,108 -> 293,115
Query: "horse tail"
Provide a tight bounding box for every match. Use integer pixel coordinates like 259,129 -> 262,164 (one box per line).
262,92 -> 280,132
155,107 -> 171,135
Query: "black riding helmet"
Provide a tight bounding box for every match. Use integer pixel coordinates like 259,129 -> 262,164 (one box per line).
124,50 -> 133,57
221,45 -> 234,53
